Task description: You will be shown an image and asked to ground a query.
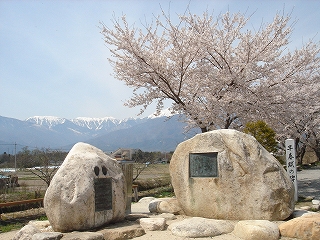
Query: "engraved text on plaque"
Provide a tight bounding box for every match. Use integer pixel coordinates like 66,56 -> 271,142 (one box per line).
94,178 -> 112,212
189,152 -> 218,178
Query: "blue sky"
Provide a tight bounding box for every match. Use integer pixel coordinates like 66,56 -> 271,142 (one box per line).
1,0 -> 319,120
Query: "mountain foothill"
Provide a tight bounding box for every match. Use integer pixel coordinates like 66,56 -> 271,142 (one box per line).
0,115 -> 199,154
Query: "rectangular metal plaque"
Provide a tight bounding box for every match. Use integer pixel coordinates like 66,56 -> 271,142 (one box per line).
94,178 -> 112,212
189,152 -> 218,178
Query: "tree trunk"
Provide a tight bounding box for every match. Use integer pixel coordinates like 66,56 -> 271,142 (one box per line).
201,127 -> 208,133
298,144 -> 306,165
294,137 -> 307,166
313,148 -> 320,162
224,115 -> 238,129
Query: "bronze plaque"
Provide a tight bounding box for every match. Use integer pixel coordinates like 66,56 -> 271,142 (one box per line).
189,152 -> 218,178
94,178 -> 112,212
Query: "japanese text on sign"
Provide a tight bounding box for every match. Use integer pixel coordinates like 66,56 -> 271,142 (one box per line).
94,178 -> 113,212
285,139 -> 298,201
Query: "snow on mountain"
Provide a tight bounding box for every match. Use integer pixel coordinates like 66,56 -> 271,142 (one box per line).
25,114 -> 164,134
26,116 -> 119,131
26,116 -> 66,128
85,115 -> 197,152
26,110 -> 170,129
148,108 -> 173,119
0,112 -> 196,153
71,117 -> 119,130
24,116 -> 144,136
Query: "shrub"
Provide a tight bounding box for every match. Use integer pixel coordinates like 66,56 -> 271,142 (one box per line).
244,120 -> 278,153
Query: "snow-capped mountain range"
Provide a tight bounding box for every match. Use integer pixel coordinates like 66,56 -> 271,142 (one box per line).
27,116 -> 128,129
25,115 -> 147,135
0,111 -> 198,154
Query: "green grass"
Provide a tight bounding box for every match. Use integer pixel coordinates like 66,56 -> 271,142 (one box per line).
37,215 -> 48,221
154,190 -> 175,198
0,222 -> 24,233
0,216 -> 47,233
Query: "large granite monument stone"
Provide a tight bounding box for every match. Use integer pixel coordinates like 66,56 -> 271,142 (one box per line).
170,129 -> 294,220
44,142 -> 126,232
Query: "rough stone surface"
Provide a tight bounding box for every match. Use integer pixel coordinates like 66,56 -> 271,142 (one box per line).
44,142 -> 126,232
312,204 -> 320,211
149,198 -> 182,214
138,197 -> 156,204
98,224 -> 145,239
312,199 -> 320,205
170,129 -> 294,220
31,232 -> 63,240
148,199 -> 162,213
28,220 -> 53,233
139,217 -> 166,231
232,220 -> 279,240
169,217 -> 235,238
155,213 -> 177,220
279,212 -> 320,240
13,224 -> 40,240
61,232 -> 104,240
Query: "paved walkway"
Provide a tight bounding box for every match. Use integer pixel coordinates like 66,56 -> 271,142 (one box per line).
297,166 -> 320,200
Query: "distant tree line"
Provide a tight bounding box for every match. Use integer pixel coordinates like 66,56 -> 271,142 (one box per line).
0,147 -> 67,187
131,149 -> 173,164
1,147 -> 67,169
0,152 -> 11,165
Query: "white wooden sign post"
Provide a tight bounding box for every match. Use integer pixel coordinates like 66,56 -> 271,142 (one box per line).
285,139 -> 298,201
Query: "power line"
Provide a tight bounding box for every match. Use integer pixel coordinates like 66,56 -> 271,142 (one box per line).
0,143 -> 68,151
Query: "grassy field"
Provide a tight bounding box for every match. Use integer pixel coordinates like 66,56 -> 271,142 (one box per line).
0,171 -> 47,203
0,170 -> 47,232
133,163 -> 170,180
131,163 -> 173,198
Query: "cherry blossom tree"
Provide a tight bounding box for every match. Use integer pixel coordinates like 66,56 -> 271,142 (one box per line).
301,111 -> 320,162
101,9 -> 319,133
268,74 -> 320,162
275,107 -> 320,163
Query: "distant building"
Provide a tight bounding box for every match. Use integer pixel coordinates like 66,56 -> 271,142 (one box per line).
110,148 -> 138,162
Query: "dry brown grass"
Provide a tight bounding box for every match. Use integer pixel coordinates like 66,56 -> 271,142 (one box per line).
1,208 -> 45,221
134,163 -> 170,180
0,170 -> 47,203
